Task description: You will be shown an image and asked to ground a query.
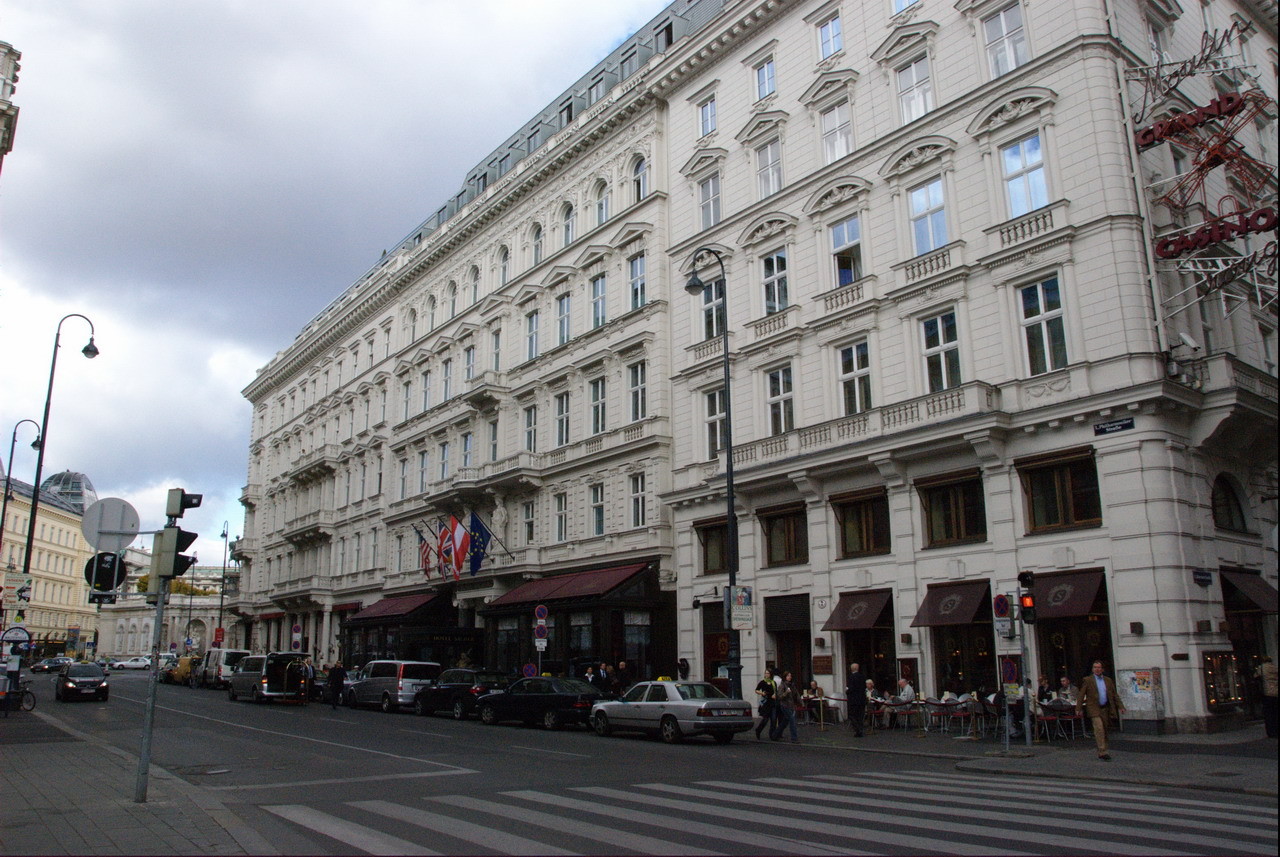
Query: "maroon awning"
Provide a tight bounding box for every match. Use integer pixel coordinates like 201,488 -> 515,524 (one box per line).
259,611 -> 285,620
332,601 -> 363,613
822,589 -> 892,631
348,593 -> 437,621
487,563 -> 649,607
1035,570 -> 1105,619
911,581 -> 990,627
1221,570 -> 1278,614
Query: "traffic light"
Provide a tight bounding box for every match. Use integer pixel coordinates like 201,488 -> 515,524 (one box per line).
150,525 -> 199,580
1018,570 -> 1036,624
165,488 -> 203,519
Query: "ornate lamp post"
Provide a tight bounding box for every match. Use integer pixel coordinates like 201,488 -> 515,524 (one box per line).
684,247 -> 743,701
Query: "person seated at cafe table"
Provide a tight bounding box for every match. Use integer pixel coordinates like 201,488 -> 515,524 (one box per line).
894,678 -> 915,702
800,680 -> 825,722
1057,675 -> 1078,702
1036,675 -> 1054,704
865,678 -> 884,701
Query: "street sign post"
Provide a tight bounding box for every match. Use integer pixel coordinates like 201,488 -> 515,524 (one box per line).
81,498 -> 141,553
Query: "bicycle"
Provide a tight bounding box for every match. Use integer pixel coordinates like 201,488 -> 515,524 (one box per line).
5,677 -> 36,712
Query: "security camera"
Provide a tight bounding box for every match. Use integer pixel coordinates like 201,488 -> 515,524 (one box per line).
1178,332 -> 1201,351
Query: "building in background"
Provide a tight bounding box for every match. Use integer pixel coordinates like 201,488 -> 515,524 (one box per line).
0,38 -> 19,177
235,0 -> 1276,732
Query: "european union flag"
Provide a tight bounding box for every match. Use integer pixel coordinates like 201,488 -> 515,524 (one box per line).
468,512 -> 493,576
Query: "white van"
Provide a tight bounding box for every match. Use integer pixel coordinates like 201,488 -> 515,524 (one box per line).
199,648 -> 251,688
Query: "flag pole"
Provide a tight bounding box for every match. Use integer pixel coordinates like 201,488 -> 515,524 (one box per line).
471,509 -> 515,560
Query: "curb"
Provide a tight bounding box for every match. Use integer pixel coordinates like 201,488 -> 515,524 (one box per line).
954,759 -> 1280,798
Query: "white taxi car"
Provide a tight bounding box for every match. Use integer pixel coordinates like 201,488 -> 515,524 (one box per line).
590,680 -> 753,744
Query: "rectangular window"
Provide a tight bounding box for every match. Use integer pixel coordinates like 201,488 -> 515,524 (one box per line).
763,249 -> 788,314
441,359 -> 453,400
699,173 -> 721,229
557,293 -> 572,346
762,506 -> 808,566
555,391 -> 571,447
755,57 -> 775,100
922,310 -> 961,392
401,381 -> 412,421
590,377 -> 607,435
523,405 -> 538,452
834,491 -> 891,557
628,361 -> 647,421
489,419 -> 499,461
588,77 -> 605,103
559,102 -> 574,127
417,450 -> 429,493
701,278 -> 725,340
909,178 -> 947,255
985,3 -> 1029,77
591,274 -> 607,328
756,139 -> 782,198
522,501 -> 535,544
1020,276 -> 1068,375
629,254 -> 646,309
696,521 -> 727,575
705,388 -> 726,460
766,366 -> 794,436
821,101 -> 852,164
1002,133 -> 1047,217
491,328 -> 502,371
590,483 -> 605,535
621,50 -> 638,78
461,432 -> 473,468
839,341 -> 873,414
895,0 -> 919,12
398,458 -> 408,499
463,346 -> 476,381
526,311 -> 540,361
630,473 -> 647,527
831,214 -> 862,286
1019,454 -> 1102,532
920,475 -> 987,546
438,441 -> 450,480
819,15 -> 843,58
897,56 -> 933,123
699,96 -> 717,137
555,493 -> 568,543
421,370 -> 432,411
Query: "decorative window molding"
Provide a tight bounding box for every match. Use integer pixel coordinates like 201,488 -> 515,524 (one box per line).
966,86 -> 1057,139
738,212 -> 799,248
800,69 -> 860,110
742,39 -> 780,72
870,20 -> 939,69
608,220 -> 653,249
736,110 -> 790,147
879,135 -> 958,179
680,146 -> 729,179
573,244 -> 612,269
804,175 -> 874,216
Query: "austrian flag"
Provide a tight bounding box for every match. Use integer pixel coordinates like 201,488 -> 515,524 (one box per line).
448,515 -> 470,579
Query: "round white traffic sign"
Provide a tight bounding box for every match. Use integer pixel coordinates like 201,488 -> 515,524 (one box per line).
81,498 -> 141,553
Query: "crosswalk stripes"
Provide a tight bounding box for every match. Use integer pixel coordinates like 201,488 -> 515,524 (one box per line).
260,770 -> 1278,856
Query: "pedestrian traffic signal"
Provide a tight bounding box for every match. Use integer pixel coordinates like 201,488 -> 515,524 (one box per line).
165,488 -> 203,519
1017,571 -> 1036,623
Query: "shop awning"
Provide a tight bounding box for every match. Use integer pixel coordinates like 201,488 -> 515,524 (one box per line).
259,611 -> 285,620
1035,570 -> 1105,620
822,589 -> 892,631
911,581 -> 990,627
487,563 -> 649,607
332,601 -> 363,613
348,593 -> 437,621
1221,570 -> 1278,614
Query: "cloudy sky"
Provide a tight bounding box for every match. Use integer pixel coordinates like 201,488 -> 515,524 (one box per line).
0,0 -> 672,562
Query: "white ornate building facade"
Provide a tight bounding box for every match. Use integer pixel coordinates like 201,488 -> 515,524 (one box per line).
236,0 -> 1277,732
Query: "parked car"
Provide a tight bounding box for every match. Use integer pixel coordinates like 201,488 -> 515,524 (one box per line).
110,656 -> 151,670
412,668 -> 511,719
54,662 -> 109,702
197,648 -> 250,689
226,652 -> 308,703
31,657 -> 73,673
476,676 -> 606,729
590,680 -> 753,744
344,660 -> 441,712
160,655 -> 199,685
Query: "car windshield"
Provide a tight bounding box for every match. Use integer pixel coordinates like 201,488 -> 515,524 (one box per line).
675,682 -> 728,700
553,678 -> 597,694
474,672 -> 508,686
67,665 -> 104,677
402,664 -> 440,681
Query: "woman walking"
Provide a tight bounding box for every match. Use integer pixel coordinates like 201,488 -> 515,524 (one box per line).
771,670 -> 801,743
754,668 -> 777,740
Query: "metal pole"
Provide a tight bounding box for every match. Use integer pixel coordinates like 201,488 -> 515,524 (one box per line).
135,556 -> 169,803
1018,584 -> 1032,747
217,523 -> 228,640
0,421 -> 41,557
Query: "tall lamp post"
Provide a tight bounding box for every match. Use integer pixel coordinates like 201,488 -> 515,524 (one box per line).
20,314 -> 99,603
1,419 -> 42,554
684,247 -> 743,701
217,522 -> 229,643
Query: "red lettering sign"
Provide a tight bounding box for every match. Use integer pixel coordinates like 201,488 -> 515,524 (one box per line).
1155,207 -> 1278,258
1135,92 -> 1244,149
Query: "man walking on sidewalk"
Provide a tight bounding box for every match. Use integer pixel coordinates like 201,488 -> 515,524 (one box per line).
845,662 -> 867,736
1078,660 -> 1124,760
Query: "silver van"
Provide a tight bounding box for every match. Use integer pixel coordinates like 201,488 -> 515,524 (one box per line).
227,652 -> 308,703
345,660 -> 441,712
198,648 -> 250,688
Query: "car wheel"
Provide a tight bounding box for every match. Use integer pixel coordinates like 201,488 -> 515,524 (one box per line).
660,716 -> 684,744
593,712 -> 612,737
713,732 -> 734,744
452,699 -> 467,721
543,709 -> 561,730
99,692 -> 109,702
380,694 -> 395,714
344,690 -> 356,708
413,696 -> 429,717
253,686 -> 265,704
228,685 -> 238,701
479,704 -> 498,726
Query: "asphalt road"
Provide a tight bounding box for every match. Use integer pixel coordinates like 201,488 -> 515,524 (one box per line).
32,672 -> 1280,856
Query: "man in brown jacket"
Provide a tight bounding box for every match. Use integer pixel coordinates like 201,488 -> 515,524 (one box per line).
1077,660 -> 1124,760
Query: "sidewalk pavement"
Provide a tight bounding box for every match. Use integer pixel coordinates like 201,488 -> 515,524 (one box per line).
2,704 -> 1275,856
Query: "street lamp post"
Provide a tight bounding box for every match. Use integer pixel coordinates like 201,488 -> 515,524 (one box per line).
0,419 -> 42,558
217,522 -> 229,644
685,247 -> 743,701
19,314 -> 99,598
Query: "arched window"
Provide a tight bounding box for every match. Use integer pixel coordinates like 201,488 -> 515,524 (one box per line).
562,204 -> 576,247
595,181 -> 611,225
408,308 -> 418,342
531,224 -> 544,264
498,246 -> 510,285
448,282 -> 458,318
632,157 -> 649,202
468,266 -> 480,304
1211,475 -> 1249,532
427,296 -> 437,330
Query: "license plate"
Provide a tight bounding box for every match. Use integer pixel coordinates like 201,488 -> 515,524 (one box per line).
77,688 -> 97,694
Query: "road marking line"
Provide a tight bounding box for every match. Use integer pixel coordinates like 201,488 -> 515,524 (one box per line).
397,728 -> 453,738
209,769 -> 475,792
353,799 -> 578,856
262,804 -> 438,855
509,745 -> 591,758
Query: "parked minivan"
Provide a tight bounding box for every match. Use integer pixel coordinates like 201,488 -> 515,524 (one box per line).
345,660 -> 441,712
198,648 -> 250,688
227,652 -> 308,703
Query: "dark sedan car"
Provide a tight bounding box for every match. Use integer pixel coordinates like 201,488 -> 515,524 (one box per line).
32,657 -> 73,673
413,668 -> 511,719
476,677 -> 606,729
55,663 -> 109,702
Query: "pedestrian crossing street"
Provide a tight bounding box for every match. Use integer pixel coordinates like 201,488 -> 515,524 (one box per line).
261,770 -> 1278,856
